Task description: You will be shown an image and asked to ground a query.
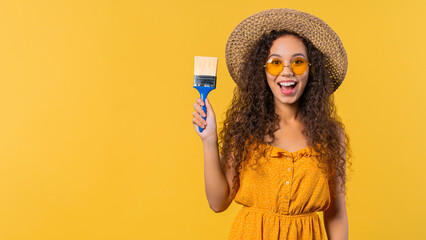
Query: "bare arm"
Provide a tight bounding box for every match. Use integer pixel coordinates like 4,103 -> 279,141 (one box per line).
202,138 -> 237,212
323,127 -> 349,240
192,97 -> 237,212
323,184 -> 348,240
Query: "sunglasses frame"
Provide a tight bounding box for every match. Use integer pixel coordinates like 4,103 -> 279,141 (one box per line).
264,57 -> 311,76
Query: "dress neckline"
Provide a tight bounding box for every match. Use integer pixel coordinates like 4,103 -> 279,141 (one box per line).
266,144 -> 313,154
261,142 -> 321,158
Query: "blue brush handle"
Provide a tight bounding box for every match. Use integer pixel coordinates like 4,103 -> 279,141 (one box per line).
194,86 -> 214,133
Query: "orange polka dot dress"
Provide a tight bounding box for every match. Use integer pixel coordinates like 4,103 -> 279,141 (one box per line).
228,143 -> 330,239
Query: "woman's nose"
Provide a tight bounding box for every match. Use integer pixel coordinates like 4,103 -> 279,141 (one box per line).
280,64 -> 294,76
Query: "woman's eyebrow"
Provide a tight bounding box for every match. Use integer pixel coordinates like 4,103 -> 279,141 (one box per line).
268,53 -> 306,58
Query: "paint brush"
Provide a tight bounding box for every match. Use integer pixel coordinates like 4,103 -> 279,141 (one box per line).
193,56 -> 218,133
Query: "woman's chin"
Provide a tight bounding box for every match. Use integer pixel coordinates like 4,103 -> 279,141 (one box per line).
274,96 -> 299,106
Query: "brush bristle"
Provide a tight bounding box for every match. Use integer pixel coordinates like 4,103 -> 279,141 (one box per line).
194,56 -> 218,76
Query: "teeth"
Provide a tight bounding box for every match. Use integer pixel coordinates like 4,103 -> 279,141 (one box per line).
279,82 -> 296,87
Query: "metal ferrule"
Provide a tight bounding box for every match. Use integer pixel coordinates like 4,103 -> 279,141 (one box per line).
193,75 -> 216,87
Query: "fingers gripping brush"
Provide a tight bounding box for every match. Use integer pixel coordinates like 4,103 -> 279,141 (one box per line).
193,56 -> 218,133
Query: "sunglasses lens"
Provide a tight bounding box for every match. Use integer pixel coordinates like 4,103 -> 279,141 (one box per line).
291,57 -> 308,75
265,58 -> 283,75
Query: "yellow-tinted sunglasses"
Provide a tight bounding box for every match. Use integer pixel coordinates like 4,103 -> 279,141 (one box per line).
264,57 -> 311,76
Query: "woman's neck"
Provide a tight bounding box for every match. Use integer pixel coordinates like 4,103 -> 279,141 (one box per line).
274,100 -> 300,125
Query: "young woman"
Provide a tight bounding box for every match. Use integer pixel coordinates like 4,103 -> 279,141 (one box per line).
192,8 -> 352,240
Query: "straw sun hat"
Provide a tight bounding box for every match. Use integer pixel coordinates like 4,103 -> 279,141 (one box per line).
225,8 -> 348,92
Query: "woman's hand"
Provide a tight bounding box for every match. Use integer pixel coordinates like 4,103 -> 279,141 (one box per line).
192,98 -> 218,143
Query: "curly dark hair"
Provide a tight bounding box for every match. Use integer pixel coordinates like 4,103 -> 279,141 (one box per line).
218,29 -> 353,202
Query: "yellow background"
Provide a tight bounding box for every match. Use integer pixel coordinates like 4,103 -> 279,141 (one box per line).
0,0 -> 425,239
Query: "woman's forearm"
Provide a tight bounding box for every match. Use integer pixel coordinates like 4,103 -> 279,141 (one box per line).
203,138 -> 231,212
324,209 -> 349,240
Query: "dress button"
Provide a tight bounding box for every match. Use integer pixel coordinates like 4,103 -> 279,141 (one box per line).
287,157 -> 291,160
287,167 -> 291,172
286,181 -> 289,185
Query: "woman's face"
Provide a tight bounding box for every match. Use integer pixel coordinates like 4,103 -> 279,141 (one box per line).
265,34 -> 310,105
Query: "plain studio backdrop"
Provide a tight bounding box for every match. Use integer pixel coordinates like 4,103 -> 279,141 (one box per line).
0,0 -> 425,239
